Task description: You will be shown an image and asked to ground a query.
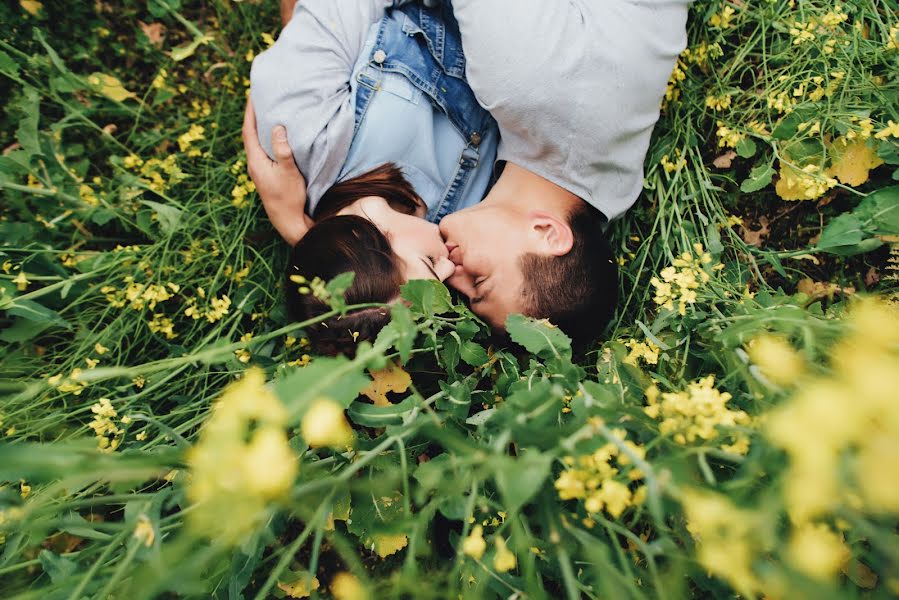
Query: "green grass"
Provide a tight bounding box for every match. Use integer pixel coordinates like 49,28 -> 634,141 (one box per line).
1,1 -> 898,598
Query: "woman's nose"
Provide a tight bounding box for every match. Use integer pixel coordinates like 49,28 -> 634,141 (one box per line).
434,256 -> 456,282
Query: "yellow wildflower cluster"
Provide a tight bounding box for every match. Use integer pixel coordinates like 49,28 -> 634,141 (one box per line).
650,244 -> 720,316
48,369 -> 87,395
874,119 -> 899,140
183,288 -> 232,323
148,313 -> 177,339
101,279 -> 180,311
187,99 -> 211,119
790,5 -> 848,47
708,6 -> 735,29
88,398 -> 124,452
330,572 -> 368,600
122,154 -> 188,193
746,335 -> 805,387
79,183 -> 99,206
555,429 -> 647,519
231,172 -> 257,208
766,90 -> 794,113
659,149 -> 686,174
681,489 -> 769,596
301,398 -> 354,448
644,375 -> 751,455
774,158 -> 837,201
888,24 -> 899,51
704,93 -> 732,112
151,68 -> 168,90
176,124 -> 205,156
623,338 -> 660,366
715,121 -> 745,148
766,299 -> 899,523
662,57 -> 687,108
187,368 -> 297,543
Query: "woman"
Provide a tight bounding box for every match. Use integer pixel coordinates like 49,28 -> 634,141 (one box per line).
244,0 -> 498,353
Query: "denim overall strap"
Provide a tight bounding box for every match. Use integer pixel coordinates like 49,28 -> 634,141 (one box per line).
352,2 -> 498,221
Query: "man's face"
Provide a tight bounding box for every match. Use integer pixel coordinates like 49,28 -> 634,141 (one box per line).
438,202 -> 530,329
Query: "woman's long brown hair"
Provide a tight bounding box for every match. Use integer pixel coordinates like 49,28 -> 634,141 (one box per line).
286,163 -> 423,356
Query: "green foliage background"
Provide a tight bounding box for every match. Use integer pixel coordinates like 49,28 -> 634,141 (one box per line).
1,1 -> 898,598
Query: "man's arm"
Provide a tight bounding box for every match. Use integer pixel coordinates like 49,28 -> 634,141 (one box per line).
251,0 -> 395,203
242,99 -> 312,246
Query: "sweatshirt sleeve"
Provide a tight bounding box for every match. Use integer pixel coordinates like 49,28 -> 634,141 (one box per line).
250,0 -> 395,204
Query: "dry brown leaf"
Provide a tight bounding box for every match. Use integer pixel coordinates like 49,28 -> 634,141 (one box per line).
740,216 -> 770,247
797,278 -> 855,301
713,150 -> 737,169
865,267 -> 880,287
20,0 -> 43,16
361,361 -> 411,407
139,21 -> 166,48
826,136 -> 884,186
841,559 -> 878,589
42,532 -> 85,553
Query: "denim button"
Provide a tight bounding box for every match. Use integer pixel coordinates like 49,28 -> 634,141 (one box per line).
373,49 -> 387,64
469,132 -> 481,147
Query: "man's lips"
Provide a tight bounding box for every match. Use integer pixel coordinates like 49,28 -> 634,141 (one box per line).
447,244 -> 463,266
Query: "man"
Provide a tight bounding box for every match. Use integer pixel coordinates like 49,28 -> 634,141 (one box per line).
437,0 -> 689,346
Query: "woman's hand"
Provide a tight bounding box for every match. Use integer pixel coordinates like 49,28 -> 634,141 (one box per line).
242,99 -> 313,245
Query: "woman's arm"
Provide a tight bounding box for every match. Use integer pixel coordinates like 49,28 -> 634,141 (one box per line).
242,99 -> 312,246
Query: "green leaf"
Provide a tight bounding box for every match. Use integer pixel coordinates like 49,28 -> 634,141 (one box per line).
347,397 -> 416,427
459,341 -> 488,367
735,137 -> 757,158
274,357 -> 370,417
14,86 -> 41,158
324,271 -> 355,312
494,453 -> 552,513
400,279 -> 453,316
39,550 -> 77,583
817,187 -> 899,256
505,314 -> 572,361
0,49 -> 19,77
7,299 -> 69,328
141,200 -> 184,236
170,33 -> 214,62
0,316 -> 52,342
740,163 -> 774,193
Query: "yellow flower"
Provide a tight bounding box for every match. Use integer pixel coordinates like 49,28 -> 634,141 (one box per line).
788,522 -> 847,580
709,6 -> 735,29
705,94 -> 732,112
493,537 -> 517,573
874,120 -> 899,140
243,427 -> 297,497
133,514 -> 155,547
746,335 -> 804,386
94,343 -> 109,355
462,525 -> 487,560
301,398 -> 354,448
330,572 -> 368,600
12,271 -> 29,291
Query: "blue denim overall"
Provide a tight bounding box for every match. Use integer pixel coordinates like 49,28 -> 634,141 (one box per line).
337,1 -> 499,223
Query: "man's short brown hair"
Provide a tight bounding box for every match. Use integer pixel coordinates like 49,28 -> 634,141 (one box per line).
518,204 -> 618,349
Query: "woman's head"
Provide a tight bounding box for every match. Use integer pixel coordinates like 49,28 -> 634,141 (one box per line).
286,164 -> 453,355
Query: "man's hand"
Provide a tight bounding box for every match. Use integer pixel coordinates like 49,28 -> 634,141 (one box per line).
242,99 -> 313,246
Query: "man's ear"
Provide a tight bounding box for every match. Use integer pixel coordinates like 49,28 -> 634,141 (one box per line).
528,210 -> 574,256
